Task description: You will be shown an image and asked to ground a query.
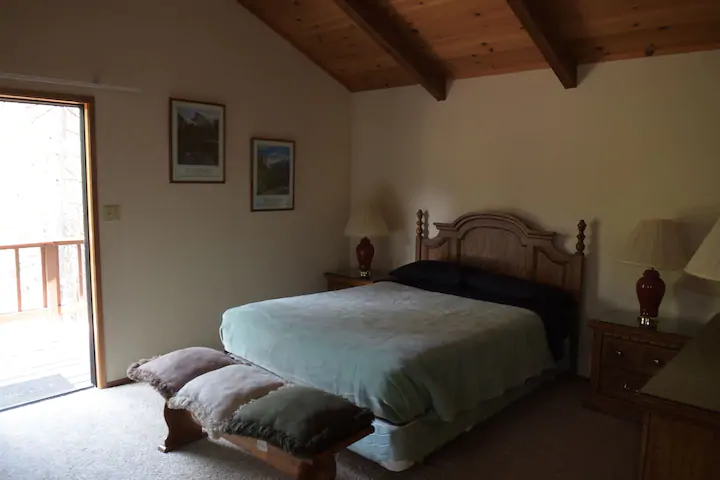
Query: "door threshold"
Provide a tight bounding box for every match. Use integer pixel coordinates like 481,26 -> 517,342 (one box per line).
0,385 -> 93,413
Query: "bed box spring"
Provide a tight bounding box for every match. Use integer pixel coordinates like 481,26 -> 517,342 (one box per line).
350,369 -> 557,471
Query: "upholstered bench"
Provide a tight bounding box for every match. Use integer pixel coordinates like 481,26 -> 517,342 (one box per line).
128,347 -> 374,480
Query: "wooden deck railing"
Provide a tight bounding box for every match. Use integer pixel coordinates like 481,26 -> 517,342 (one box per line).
0,239 -> 85,320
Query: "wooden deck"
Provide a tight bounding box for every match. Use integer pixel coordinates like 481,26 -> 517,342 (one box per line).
0,309 -> 92,410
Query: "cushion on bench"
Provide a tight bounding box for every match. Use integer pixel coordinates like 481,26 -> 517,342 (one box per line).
127,347 -> 236,399
167,364 -> 285,437
226,385 -> 375,458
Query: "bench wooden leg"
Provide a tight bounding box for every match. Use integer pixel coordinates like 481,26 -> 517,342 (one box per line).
222,434 -> 338,480
159,404 -> 207,453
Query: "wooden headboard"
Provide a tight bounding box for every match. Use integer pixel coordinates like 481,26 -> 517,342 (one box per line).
414,210 -> 586,372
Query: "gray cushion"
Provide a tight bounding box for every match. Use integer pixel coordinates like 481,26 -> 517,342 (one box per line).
167,364 -> 285,437
226,385 -> 374,458
127,347 -> 236,399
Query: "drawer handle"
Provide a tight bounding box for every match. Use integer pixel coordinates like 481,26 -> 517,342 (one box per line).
615,349 -> 624,357
653,359 -> 663,366
623,383 -> 639,394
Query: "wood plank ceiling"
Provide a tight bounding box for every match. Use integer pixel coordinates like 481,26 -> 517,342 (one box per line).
237,0 -> 720,100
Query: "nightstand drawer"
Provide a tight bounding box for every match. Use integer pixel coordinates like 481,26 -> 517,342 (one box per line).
602,336 -> 642,371
599,367 -> 651,403
324,271 -> 384,291
588,319 -> 691,421
638,345 -> 680,375
327,277 -> 366,290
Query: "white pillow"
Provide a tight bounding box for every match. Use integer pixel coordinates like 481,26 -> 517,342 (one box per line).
167,364 -> 285,437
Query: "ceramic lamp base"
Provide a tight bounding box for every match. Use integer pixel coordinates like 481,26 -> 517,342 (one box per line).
636,268 -> 665,322
356,237 -> 375,278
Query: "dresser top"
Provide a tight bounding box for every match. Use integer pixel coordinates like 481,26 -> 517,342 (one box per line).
324,269 -> 390,281
641,314 -> 720,413
591,312 -> 692,336
589,319 -> 690,347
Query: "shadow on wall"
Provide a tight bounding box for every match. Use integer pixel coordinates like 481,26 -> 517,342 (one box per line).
368,185 -> 411,270
376,185 -> 406,234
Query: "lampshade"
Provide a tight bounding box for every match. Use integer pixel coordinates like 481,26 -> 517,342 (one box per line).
619,219 -> 689,270
344,205 -> 389,238
685,219 -> 720,281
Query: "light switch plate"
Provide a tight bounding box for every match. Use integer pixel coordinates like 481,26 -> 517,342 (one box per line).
102,205 -> 121,222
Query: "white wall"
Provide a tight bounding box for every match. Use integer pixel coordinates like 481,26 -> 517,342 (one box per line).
0,0 -> 351,381
351,51 -> 720,375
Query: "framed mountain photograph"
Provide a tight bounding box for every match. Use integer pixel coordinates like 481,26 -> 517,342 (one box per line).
169,99 -> 225,183
251,138 -> 295,211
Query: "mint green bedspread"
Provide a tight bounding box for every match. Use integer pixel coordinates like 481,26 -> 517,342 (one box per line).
220,282 -> 554,425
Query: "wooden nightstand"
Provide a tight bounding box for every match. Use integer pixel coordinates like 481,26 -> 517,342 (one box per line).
586,318 -> 690,421
324,270 -> 389,291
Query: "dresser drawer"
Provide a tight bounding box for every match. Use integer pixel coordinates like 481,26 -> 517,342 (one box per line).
599,367 -> 651,403
638,344 -> 680,375
602,336 -> 642,371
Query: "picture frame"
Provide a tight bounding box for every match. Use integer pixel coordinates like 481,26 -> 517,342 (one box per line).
169,98 -> 225,183
251,138 -> 295,211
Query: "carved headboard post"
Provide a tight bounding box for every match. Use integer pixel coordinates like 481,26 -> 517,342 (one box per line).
576,220 -> 587,256
415,209 -> 424,261
569,219 -> 587,374
567,219 -> 587,299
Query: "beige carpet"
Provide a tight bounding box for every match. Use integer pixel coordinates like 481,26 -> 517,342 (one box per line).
0,379 -> 639,479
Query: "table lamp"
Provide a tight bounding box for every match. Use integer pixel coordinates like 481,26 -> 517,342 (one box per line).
620,219 -> 689,329
685,218 -> 720,282
344,204 -> 389,277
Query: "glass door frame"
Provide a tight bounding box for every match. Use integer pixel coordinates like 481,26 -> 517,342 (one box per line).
0,88 -> 106,388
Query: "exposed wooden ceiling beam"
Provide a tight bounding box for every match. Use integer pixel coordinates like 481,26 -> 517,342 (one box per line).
331,0 -> 449,101
506,0 -> 577,89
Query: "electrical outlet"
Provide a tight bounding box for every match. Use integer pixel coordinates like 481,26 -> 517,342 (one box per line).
102,205 -> 121,222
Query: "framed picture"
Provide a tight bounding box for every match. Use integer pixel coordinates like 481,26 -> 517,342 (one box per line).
169,98 -> 225,183
251,138 -> 295,211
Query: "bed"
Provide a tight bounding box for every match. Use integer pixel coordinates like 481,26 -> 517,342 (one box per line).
220,210 -> 586,470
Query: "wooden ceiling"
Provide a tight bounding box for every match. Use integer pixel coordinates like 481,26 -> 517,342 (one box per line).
237,0 -> 720,100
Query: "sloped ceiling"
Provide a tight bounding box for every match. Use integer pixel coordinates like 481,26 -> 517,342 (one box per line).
237,0 -> 720,99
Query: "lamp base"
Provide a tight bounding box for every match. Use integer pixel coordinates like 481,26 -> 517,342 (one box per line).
636,268 -> 666,321
356,237 -> 375,278
637,315 -> 659,330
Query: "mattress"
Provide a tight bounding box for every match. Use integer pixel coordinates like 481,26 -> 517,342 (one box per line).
220,282 -> 555,424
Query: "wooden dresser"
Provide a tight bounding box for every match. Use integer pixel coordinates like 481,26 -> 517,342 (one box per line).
324,270 -> 389,291
587,319 -> 690,421
638,315 -> 720,480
